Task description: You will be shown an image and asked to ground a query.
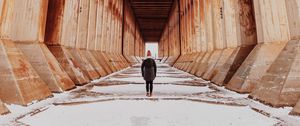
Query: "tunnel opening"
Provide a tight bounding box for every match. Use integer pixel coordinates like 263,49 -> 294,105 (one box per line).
145,42 -> 158,59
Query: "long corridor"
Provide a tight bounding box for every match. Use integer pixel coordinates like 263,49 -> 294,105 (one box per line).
1,0 -> 300,125
0,63 -> 298,126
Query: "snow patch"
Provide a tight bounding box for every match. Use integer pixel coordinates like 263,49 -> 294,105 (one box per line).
109,77 -> 194,84
91,84 -> 213,95
19,100 -> 279,126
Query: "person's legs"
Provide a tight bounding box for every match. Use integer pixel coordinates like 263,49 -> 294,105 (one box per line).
146,81 -> 150,96
150,81 -> 153,96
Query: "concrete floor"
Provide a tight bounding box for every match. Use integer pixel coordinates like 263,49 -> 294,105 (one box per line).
1,63 -> 300,126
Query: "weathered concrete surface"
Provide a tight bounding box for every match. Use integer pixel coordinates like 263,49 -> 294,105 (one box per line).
226,42 -> 286,93
124,55 -> 140,66
105,53 -> 122,71
225,0 -> 290,93
0,0 -> 48,42
44,0 -> 133,82
0,40 -> 52,105
190,53 -> 208,75
176,54 -> 190,70
187,53 -> 203,73
172,56 -> 183,69
182,53 -> 198,71
48,46 -> 90,85
292,100 -> 300,115
182,54 -> 195,71
117,54 -> 130,69
68,49 -> 100,80
165,55 -> 179,66
211,46 -> 254,85
84,50 -> 107,77
250,40 -> 300,107
202,50 -> 223,80
96,52 -> 116,74
92,51 -> 113,74
202,49 -> 235,81
16,42 -> 75,92
190,52 -> 206,75
195,51 -> 214,77
101,53 -> 118,72
0,100 -> 9,115
158,0 -> 180,66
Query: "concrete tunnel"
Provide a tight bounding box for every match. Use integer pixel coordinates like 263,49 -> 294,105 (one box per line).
0,0 -> 300,118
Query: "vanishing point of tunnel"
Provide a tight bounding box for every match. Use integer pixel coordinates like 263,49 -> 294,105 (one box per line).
0,0 -> 300,126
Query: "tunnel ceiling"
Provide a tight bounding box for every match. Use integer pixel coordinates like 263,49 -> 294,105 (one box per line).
129,0 -> 174,42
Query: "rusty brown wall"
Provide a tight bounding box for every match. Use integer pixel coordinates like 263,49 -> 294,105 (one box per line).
163,0 -> 300,114
0,0 -> 56,105
0,0 -> 143,107
169,0 -> 258,78
159,0 -> 180,64
123,0 -> 144,64
250,0 -> 300,110
46,0 -> 125,52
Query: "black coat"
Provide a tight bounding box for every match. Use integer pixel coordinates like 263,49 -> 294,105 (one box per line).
141,58 -> 157,81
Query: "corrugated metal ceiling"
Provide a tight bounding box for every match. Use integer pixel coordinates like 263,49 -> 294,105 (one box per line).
129,0 -> 174,42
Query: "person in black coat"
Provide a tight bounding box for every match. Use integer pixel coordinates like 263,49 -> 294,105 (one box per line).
141,57 -> 157,97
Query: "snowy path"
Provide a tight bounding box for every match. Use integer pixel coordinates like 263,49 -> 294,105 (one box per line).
1,63 -> 300,126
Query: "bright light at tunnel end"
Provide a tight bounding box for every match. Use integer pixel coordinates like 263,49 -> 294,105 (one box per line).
145,42 -> 158,59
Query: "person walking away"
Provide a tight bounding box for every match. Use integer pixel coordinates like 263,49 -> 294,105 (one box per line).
141,55 -> 157,97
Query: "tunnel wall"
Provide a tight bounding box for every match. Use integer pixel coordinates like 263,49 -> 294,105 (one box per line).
250,0 -> 300,109
159,0 -> 181,65
162,0 -> 300,114
0,0 -> 54,105
0,0 -> 144,108
123,0 -> 145,65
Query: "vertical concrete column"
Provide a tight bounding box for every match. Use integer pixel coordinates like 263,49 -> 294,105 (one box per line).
251,0 -> 300,108
195,0 -> 214,77
227,0 -> 289,93
182,0 -> 196,71
122,0 -> 142,65
86,0 -> 107,77
181,0 -> 186,55
93,0 -> 113,75
158,40 -> 164,59
201,0 -> 226,79
187,0 -> 203,72
163,25 -> 169,62
165,1 -> 181,65
183,0 -> 199,71
177,0 -> 188,70
111,0 -> 124,69
211,0 -> 255,85
177,0 -> 186,67
134,26 -> 141,62
105,0 -> 120,71
3,0 -> 74,93
190,0 -> 208,74
70,0 -> 102,80
99,0 -> 118,72
0,0 -> 55,105
45,0 -> 90,85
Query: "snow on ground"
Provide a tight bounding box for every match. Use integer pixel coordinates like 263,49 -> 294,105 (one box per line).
19,100 -> 278,126
109,76 -> 194,84
91,84 -> 213,96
